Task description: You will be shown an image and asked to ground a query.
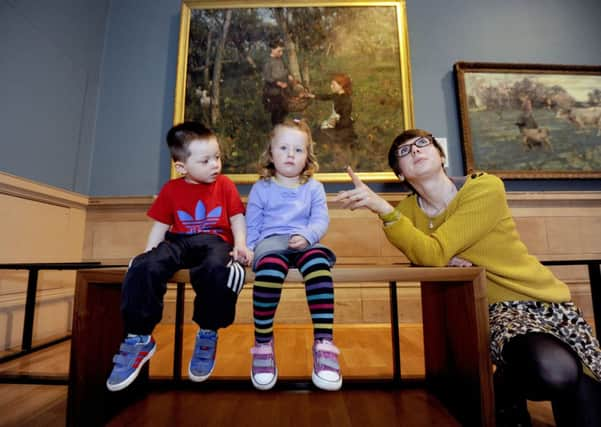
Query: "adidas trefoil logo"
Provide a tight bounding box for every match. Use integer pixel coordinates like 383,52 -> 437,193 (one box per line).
177,201 -> 222,234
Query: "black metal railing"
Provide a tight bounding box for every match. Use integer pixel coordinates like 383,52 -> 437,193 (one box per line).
1,259 -> 598,387
541,259 -> 601,331
0,262 -> 126,364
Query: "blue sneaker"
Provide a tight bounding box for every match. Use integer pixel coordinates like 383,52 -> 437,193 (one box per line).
106,334 -> 156,392
188,329 -> 218,382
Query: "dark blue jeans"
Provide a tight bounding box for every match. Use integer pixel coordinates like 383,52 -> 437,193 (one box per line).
120,233 -> 244,334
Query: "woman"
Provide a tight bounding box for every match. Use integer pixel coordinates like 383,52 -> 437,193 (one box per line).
334,128 -> 601,426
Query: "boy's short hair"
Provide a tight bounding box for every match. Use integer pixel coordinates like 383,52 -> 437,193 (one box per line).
166,122 -> 215,162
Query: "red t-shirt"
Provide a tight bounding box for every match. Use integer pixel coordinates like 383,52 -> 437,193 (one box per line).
147,175 -> 245,244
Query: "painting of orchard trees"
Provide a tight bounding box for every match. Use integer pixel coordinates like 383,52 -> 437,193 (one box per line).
455,62 -> 601,178
174,1 -> 413,181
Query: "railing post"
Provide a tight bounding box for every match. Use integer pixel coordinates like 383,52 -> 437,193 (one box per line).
173,282 -> 186,381
389,280 -> 401,384
588,262 -> 601,333
22,268 -> 39,350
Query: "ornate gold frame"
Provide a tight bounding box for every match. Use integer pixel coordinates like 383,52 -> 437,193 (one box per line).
173,0 -> 414,183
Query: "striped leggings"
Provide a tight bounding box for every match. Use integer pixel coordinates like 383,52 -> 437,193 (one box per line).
253,249 -> 334,343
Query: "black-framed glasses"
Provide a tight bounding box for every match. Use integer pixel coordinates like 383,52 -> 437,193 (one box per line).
396,137 -> 432,158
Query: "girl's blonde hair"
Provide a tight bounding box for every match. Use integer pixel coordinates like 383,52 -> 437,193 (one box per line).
259,118 -> 319,184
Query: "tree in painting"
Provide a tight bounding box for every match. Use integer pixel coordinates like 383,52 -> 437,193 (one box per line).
183,6 -> 404,174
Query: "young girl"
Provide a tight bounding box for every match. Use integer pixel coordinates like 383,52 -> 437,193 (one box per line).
309,73 -> 358,167
246,118 -> 341,391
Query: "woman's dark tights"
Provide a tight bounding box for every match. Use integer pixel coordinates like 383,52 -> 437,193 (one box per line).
496,332 -> 601,426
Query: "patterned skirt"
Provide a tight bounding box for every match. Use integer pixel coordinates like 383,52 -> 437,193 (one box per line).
489,301 -> 601,381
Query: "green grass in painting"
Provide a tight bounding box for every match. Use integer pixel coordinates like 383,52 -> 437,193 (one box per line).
187,53 -> 404,174
469,108 -> 601,172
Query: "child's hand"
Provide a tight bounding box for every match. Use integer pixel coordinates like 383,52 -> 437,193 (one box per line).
288,235 -> 309,250
447,256 -> 473,267
232,245 -> 253,266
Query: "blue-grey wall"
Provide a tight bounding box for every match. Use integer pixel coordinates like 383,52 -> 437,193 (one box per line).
91,0 -> 180,197
405,0 -> 601,192
1,0 -> 600,195
0,0 -> 109,193
91,0 -> 601,195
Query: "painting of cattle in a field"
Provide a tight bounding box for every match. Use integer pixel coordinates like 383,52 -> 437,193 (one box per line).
454,62 -> 601,178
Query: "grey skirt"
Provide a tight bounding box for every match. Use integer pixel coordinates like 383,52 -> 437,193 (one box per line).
252,234 -> 336,271
489,300 -> 601,381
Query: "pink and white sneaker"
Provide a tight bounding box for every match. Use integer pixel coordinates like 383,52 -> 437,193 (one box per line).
312,339 -> 342,391
250,340 -> 277,390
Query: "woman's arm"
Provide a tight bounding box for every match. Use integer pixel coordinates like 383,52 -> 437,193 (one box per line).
384,175 -> 506,266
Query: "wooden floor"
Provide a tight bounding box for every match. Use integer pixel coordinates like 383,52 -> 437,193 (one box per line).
0,323 -> 556,426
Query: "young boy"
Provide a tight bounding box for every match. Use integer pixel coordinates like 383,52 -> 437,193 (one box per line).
106,121 -> 252,391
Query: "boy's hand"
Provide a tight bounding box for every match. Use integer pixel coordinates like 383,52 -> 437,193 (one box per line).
288,235 -> 309,250
231,245 -> 253,267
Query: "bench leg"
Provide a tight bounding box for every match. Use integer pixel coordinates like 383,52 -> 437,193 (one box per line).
68,272 -> 150,427
421,274 -> 494,427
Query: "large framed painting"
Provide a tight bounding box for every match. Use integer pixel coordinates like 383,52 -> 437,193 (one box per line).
454,61 -> 601,179
173,0 -> 414,182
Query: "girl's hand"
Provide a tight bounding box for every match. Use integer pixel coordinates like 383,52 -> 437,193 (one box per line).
288,235 -> 309,250
447,256 -> 473,267
232,245 -> 253,267
334,166 -> 394,215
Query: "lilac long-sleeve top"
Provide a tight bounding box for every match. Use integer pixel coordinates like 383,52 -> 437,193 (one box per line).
246,178 -> 329,250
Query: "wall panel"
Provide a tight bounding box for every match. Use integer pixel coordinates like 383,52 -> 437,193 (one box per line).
85,191 -> 601,324
0,172 -> 87,350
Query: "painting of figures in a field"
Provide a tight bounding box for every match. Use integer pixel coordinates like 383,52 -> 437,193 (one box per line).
176,1 -> 412,181
456,62 -> 601,178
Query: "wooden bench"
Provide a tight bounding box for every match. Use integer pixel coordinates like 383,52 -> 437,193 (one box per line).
67,265 -> 493,427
